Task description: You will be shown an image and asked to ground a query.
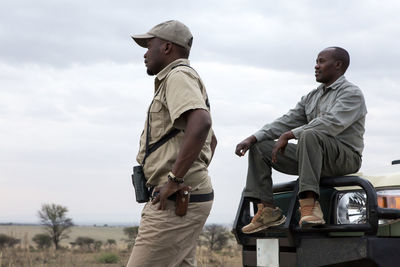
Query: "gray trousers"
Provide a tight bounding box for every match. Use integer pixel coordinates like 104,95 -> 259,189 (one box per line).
243,129 -> 362,203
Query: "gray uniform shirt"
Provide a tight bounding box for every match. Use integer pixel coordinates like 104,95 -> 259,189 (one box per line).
253,76 -> 367,155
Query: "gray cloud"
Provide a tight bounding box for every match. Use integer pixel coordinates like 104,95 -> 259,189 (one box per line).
1,0 -> 399,73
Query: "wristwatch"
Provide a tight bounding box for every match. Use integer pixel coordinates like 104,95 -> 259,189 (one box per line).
168,171 -> 184,184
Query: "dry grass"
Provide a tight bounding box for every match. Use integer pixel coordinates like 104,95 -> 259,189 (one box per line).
0,225 -> 242,266
0,248 -> 130,267
197,245 -> 242,267
0,246 -> 242,267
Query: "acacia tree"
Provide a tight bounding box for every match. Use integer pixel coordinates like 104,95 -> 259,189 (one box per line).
200,224 -> 230,251
38,203 -> 74,250
75,236 -> 95,251
106,239 -> 116,249
123,226 -> 139,249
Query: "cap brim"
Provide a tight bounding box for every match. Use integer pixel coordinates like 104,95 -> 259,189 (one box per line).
131,33 -> 154,48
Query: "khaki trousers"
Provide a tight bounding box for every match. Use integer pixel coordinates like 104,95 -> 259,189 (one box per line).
243,129 -> 362,202
127,198 -> 213,267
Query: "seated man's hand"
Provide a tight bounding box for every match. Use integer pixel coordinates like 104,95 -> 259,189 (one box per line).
235,135 -> 257,156
271,131 -> 295,163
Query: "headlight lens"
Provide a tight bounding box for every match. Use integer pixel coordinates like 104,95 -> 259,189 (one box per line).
337,192 -> 367,224
336,189 -> 400,225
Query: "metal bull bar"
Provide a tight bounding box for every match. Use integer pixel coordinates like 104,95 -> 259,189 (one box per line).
233,175 -> 400,244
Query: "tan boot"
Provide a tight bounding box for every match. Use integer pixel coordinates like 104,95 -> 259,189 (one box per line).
299,198 -> 326,227
242,203 -> 286,234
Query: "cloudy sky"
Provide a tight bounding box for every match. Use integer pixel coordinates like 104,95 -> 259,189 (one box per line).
1,0 -> 399,225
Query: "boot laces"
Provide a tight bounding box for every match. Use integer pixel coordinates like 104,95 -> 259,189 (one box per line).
251,208 -> 265,223
300,204 -> 314,217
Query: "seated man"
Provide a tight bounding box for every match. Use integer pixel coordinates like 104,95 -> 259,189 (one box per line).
235,47 -> 367,234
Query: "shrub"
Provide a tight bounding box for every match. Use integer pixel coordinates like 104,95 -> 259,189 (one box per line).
106,239 -> 116,246
96,252 -> 119,263
32,233 -> 52,249
75,236 -> 95,250
0,234 -> 20,248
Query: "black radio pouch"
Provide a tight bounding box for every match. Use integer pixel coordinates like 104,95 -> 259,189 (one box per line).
132,165 -> 150,203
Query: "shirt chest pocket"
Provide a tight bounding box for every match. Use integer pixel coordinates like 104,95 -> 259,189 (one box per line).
149,100 -> 166,140
305,105 -> 316,122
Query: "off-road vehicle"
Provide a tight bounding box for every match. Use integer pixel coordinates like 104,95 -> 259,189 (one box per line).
233,160 -> 400,267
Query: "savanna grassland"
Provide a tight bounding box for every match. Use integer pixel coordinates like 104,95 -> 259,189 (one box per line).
0,224 -> 242,267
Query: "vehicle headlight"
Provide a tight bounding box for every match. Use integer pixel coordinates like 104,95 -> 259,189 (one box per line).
337,192 -> 367,224
336,189 -> 400,225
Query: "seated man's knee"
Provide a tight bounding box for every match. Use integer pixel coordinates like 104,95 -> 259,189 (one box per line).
249,140 -> 275,157
298,129 -> 321,145
251,140 -> 275,154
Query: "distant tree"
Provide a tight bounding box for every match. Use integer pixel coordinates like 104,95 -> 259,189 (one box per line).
32,233 -> 52,249
200,224 -> 230,251
106,239 -> 116,249
75,236 -> 95,251
0,234 -> 10,248
0,234 -> 20,248
123,226 -> 139,249
94,240 -> 103,251
38,203 -> 74,250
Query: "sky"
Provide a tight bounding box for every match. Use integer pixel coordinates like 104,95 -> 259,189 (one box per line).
1,0 -> 399,225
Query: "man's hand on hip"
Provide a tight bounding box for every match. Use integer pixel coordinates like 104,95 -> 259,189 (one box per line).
152,180 -> 189,210
271,131 -> 295,163
235,135 -> 257,156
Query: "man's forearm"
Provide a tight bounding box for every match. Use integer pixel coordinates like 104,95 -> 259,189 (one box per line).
281,130 -> 295,140
172,109 -> 212,178
271,130 -> 295,163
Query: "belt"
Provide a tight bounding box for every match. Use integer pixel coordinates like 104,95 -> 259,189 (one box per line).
149,187 -> 214,203
168,191 -> 214,203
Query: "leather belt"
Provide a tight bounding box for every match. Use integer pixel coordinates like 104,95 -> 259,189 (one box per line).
168,191 -> 214,203
149,187 -> 214,203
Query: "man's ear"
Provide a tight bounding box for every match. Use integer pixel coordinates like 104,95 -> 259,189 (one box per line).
163,42 -> 173,55
335,60 -> 343,70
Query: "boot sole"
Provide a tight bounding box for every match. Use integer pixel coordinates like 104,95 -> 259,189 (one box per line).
300,219 -> 326,228
242,215 -> 286,234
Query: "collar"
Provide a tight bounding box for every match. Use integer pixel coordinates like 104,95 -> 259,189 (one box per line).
318,75 -> 346,92
156,58 -> 191,81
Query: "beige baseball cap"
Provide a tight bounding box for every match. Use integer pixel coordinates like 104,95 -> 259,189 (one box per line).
131,20 -> 193,51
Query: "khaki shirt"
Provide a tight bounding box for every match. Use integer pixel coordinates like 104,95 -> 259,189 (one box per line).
254,76 -> 367,155
136,58 -> 213,194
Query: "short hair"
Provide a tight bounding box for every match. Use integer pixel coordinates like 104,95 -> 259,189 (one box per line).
159,38 -> 191,58
174,43 -> 191,59
328,46 -> 350,73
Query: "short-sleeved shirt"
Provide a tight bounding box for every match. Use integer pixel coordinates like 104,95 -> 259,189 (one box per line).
254,76 -> 367,155
136,58 -> 213,194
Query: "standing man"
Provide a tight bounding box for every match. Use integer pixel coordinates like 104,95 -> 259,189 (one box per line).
128,20 -> 217,266
235,47 -> 367,233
